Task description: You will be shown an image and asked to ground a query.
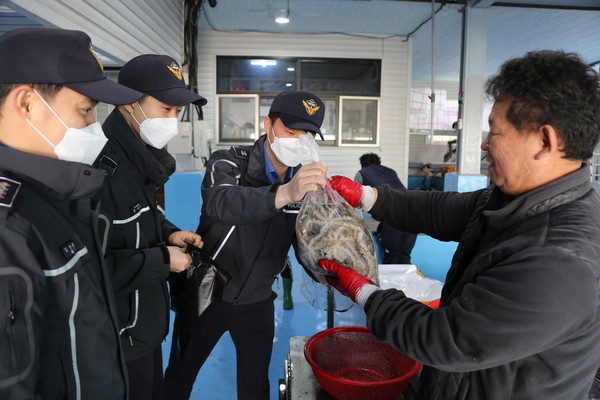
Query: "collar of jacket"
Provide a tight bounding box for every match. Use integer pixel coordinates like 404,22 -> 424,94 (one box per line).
483,164 -> 593,229
102,109 -> 173,187
0,144 -> 105,200
245,134 -> 299,187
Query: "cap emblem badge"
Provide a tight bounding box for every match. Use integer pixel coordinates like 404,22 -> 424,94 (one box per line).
88,44 -> 104,71
302,99 -> 320,116
167,62 -> 183,80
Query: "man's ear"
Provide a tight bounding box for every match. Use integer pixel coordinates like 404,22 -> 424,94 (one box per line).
13,85 -> 36,119
263,116 -> 272,135
534,124 -> 560,160
121,102 -> 136,114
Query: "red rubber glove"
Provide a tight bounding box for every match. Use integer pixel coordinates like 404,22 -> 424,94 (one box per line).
329,175 -> 363,208
426,299 -> 440,309
318,259 -> 372,303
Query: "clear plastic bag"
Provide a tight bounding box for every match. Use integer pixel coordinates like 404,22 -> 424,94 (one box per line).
296,183 -> 379,285
294,134 -> 378,310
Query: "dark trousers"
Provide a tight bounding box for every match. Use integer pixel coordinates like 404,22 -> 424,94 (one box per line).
164,296 -> 275,400
378,222 -> 418,264
126,346 -> 164,400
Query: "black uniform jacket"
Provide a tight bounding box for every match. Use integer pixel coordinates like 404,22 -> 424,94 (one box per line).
0,145 -> 127,399
198,135 -> 301,305
365,165 -> 600,400
98,109 -> 179,361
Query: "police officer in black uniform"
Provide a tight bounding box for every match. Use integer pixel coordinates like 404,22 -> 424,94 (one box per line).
0,28 -> 142,400
163,90 -> 328,400
97,54 -> 206,400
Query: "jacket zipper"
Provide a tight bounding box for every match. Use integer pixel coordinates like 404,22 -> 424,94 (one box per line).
119,289 -> 139,347
7,288 -> 17,371
127,221 -> 142,347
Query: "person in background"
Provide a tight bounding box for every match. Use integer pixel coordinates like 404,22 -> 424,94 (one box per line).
164,90 -> 328,400
96,54 -> 205,400
0,28 -> 142,399
323,50 -> 600,399
355,152 -> 417,264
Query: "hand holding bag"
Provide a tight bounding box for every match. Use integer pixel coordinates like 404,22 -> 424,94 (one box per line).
180,243 -> 230,321
173,243 -> 230,355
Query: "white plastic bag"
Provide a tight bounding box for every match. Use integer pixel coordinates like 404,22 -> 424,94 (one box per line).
378,264 -> 442,303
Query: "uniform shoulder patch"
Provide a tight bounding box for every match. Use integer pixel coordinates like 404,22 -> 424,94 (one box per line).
231,146 -> 250,160
0,176 -> 21,208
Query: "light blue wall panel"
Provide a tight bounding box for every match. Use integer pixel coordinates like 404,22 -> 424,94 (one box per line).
164,173 -> 204,232
411,236 -> 457,283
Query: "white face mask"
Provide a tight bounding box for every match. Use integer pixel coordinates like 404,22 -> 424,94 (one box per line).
130,102 -> 179,149
26,89 -> 107,165
268,129 -> 320,167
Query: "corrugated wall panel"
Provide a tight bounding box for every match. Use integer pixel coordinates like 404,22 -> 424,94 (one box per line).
194,30 -> 412,182
5,0 -> 183,64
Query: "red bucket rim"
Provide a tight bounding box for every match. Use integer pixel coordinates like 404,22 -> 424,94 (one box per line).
304,326 -> 422,388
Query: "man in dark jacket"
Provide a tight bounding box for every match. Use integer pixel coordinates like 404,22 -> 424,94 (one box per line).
355,152 -> 417,264
0,28 -> 142,400
163,90 -> 328,400
323,50 -> 600,399
97,54 -> 205,400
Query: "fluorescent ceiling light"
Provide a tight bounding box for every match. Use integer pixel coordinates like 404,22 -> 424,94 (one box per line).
287,67 -> 295,71
275,10 -> 289,24
250,60 -> 277,67
285,83 -> 292,87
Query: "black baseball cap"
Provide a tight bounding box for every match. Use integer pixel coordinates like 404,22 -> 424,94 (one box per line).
269,90 -> 325,140
118,54 -> 207,107
0,28 -> 143,105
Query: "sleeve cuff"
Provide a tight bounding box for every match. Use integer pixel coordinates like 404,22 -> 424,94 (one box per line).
360,186 -> 375,212
159,245 -> 170,265
356,284 -> 381,308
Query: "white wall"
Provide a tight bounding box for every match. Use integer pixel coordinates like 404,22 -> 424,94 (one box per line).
4,0 -> 184,64
193,30 -> 412,182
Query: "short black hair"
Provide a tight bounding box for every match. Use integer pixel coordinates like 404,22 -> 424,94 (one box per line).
268,112 -> 280,123
485,50 -> 600,160
0,83 -> 63,117
359,153 -> 381,168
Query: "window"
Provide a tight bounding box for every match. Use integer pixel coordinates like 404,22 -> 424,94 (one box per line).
216,57 -> 381,146
300,59 -> 380,95
217,94 -> 258,143
339,97 -> 379,146
409,88 -> 459,138
320,98 -> 338,144
217,58 -> 296,93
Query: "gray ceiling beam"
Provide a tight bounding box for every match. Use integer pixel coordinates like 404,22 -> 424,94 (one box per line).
490,0 -> 600,11
471,0 -> 496,7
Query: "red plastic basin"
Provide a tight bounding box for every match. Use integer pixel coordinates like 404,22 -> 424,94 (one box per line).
304,326 -> 421,400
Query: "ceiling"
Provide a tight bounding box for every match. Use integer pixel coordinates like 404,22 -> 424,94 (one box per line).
0,0 -> 598,82
196,0 -> 600,81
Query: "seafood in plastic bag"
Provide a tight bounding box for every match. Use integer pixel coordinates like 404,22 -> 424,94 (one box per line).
296,183 -> 379,285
